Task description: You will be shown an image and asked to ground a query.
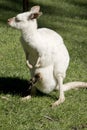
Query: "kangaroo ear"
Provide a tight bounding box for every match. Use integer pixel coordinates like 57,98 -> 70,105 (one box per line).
29,5 -> 42,20
31,5 -> 40,13
29,12 -> 42,20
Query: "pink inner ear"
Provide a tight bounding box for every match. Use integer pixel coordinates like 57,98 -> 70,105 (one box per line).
31,5 -> 40,13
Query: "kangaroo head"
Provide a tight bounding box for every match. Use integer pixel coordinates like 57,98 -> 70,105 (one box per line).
8,5 -> 42,30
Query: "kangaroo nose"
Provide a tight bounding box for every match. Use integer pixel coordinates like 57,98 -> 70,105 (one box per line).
8,18 -> 12,22
8,18 -> 14,23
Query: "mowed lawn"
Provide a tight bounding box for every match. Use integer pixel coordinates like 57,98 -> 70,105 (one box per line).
0,0 -> 87,130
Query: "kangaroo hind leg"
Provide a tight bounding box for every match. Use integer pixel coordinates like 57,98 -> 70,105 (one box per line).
52,74 -> 65,107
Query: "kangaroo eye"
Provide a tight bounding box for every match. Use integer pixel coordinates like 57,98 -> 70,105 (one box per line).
15,17 -> 20,22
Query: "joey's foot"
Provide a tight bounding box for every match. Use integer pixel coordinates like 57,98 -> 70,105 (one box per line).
52,98 -> 65,108
21,95 -> 31,101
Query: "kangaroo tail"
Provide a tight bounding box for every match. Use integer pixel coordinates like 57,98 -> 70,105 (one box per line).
63,82 -> 87,92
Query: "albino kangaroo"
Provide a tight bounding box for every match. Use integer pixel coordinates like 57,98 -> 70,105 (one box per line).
8,6 -> 87,107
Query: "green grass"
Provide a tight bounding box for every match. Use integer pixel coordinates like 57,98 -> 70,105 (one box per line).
0,0 -> 87,130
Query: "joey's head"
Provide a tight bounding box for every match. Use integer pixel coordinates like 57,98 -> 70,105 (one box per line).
8,6 -> 42,30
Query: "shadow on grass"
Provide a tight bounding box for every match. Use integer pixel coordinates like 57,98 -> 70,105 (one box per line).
0,77 -> 30,97
0,77 -> 57,100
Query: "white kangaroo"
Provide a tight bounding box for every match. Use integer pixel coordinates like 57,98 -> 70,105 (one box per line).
8,5 -> 87,107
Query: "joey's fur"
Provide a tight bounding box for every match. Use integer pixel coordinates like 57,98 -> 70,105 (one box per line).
8,6 -> 87,107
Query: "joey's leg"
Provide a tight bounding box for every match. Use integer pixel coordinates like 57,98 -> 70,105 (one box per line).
26,54 -> 33,69
22,85 -> 37,101
21,73 -> 41,101
35,57 -> 41,68
21,86 -> 36,101
31,86 -> 37,96
52,75 -> 65,107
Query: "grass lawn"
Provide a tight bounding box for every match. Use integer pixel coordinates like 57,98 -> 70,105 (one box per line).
0,0 -> 87,130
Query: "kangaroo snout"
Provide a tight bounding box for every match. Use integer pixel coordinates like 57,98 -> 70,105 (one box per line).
8,17 -> 14,24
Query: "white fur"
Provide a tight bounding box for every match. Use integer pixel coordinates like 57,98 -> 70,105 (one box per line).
8,6 -> 87,107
